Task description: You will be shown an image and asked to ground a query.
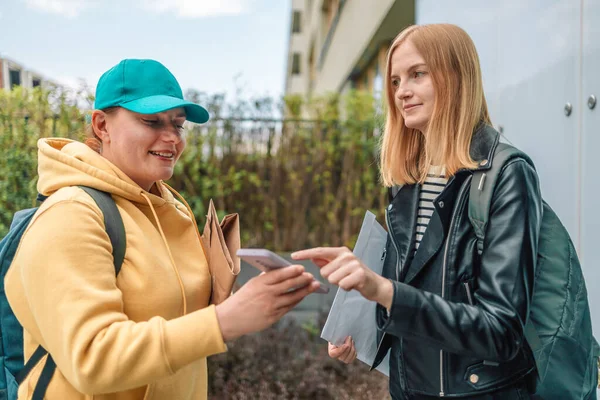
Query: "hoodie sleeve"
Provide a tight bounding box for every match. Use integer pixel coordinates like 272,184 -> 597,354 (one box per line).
8,198 -> 227,395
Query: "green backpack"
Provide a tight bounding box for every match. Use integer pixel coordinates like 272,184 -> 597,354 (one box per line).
469,142 -> 599,399
0,187 -> 125,400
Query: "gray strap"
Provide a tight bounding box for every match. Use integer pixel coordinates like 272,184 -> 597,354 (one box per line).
468,144 -> 541,365
524,320 -> 542,352
468,143 -> 525,255
79,186 -> 126,275
390,185 -> 402,200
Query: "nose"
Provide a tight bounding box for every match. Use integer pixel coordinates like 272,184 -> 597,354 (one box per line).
161,126 -> 183,144
396,83 -> 412,101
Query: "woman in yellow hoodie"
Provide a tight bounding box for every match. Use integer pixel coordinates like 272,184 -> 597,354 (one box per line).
5,59 -> 322,400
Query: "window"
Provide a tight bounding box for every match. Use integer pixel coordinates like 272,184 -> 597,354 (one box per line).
291,53 -> 301,75
32,78 -> 41,88
292,11 -> 301,33
9,69 -> 21,89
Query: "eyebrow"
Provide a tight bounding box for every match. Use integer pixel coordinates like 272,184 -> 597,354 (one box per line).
409,63 -> 427,70
391,63 -> 428,77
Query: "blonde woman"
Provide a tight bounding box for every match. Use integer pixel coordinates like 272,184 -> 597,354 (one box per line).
294,24 -> 541,399
6,59 -> 321,399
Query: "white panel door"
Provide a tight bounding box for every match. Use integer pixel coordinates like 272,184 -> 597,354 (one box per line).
418,0 -> 596,392
415,0 -> 500,111
417,0 -> 582,242
491,0 -> 582,243
581,0 -> 600,340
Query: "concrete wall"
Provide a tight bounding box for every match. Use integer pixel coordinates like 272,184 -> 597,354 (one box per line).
284,0 -> 416,98
313,0 -> 396,94
0,57 -> 46,90
285,0 -> 310,95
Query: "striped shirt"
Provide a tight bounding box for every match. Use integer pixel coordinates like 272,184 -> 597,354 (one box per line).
413,166 -> 448,257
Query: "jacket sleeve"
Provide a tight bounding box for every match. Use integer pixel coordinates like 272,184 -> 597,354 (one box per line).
7,198 -> 227,395
377,159 -> 543,362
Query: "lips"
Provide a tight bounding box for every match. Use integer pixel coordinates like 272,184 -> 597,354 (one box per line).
149,150 -> 176,160
403,104 -> 421,111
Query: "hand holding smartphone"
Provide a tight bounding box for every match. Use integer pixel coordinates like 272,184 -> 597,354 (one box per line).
237,248 -> 329,294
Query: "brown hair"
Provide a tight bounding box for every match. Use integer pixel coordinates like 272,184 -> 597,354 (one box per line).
379,24 -> 492,186
85,107 -> 118,153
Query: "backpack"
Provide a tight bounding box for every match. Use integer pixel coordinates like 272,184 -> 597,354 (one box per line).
0,186 -> 125,400
469,142 -> 600,399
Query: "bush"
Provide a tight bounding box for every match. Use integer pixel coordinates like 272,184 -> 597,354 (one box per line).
208,317 -> 390,400
0,86 -> 85,234
0,86 -> 388,252
1,86 -> 392,398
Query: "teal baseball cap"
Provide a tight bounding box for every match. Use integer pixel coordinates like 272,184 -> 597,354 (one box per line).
94,59 -> 209,124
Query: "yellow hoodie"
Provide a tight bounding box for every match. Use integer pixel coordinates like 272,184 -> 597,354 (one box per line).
5,138 -> 227,400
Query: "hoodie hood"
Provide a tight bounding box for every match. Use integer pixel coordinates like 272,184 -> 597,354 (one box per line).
37,138 -> 173,206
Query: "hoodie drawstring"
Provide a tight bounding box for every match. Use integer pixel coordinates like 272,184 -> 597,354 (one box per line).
141,192 -> 187,316
161,183 -> 208,259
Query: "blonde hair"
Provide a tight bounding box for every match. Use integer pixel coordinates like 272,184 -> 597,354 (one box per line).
84,107 -> 118,153
380,24 -> 491,186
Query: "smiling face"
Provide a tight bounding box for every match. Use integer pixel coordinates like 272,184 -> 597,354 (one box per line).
390,39 -> 436,134
93,107 -> 187,191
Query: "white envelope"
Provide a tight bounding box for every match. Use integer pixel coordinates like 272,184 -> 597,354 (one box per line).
320,210 -> 391,376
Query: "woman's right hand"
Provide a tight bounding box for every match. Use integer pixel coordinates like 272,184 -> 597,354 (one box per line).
328,336 -> 357,364
215,265 -> 321,341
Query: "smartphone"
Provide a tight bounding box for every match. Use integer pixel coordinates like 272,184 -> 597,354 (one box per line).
236,248 -> 329,294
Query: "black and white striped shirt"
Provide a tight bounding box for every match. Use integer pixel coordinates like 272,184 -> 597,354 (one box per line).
413,166 -> 448,257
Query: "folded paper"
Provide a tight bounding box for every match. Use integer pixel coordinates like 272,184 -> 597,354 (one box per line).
201,199 -> 241,305
321,210 -> 390,376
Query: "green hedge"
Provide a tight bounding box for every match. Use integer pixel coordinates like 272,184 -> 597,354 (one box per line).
0,86 -> 388,251
1,86 -> 392,398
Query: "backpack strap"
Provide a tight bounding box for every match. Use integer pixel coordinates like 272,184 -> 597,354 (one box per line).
468,143 -> 528,256
389,185 -> 402,202
30,355 -> 56,400
16,187 -> 125,398
79,186 -> 126,275
15,346 -> 46,384
468,143 -> 543,356
15,347 -> 57,400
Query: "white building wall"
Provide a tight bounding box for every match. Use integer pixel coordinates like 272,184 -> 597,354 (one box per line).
285,0 -> 310,95
0,57 -> 46,90
313,0 -> 396,94
1,59 -> 9,89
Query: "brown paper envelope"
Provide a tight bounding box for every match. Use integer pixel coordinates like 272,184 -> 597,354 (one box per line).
202,199 -> 240,305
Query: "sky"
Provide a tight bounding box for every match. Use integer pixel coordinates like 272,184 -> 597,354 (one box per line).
0,0 -> 292,103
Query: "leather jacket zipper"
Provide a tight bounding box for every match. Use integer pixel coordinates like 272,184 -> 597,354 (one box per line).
464,282 -> 474,305
385,207 -> 402,281
439,176 -> 472,397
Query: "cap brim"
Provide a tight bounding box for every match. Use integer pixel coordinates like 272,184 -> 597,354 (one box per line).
120,95 -> 209,124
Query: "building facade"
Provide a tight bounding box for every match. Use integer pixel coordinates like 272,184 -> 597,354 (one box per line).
284,0 -> 415,98
0,56 -> 48,90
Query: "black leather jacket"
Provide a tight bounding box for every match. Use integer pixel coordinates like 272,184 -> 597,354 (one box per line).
372,125 -> 542,398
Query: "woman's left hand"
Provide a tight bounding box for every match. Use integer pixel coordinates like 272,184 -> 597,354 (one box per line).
291,247 -> 393,309
328,336 -> 357,364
